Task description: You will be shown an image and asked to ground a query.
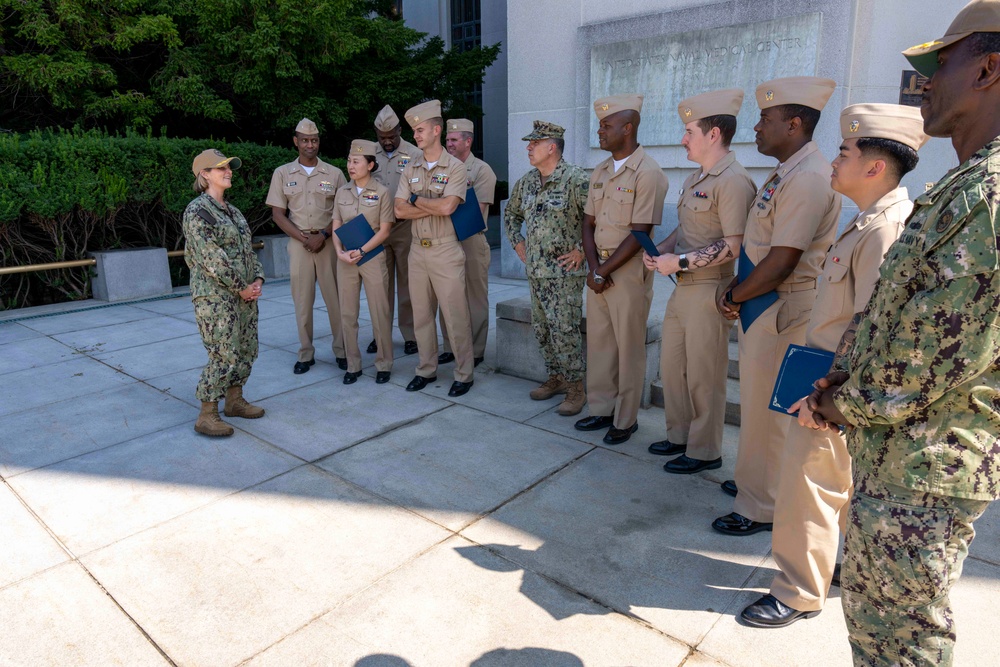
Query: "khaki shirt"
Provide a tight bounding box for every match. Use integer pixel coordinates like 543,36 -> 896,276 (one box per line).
806,188 -> 910,351
463,154 -> 497,224
374,138 -> 420,209
395,150 -> 468,241
675,152 -> 756,279
744,141 -> 841,286
265,160 -> 346,230
332,179 -> 394,233
584,146 -> 668,251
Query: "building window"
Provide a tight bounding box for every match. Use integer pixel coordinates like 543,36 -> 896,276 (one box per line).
451,0 -> 483,156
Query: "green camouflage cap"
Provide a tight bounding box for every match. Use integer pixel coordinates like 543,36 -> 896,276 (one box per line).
522,120 -> 565,141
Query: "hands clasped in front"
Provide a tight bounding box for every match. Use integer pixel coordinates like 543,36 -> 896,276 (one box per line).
239,279 -> 263,302
787,371 -> 850,431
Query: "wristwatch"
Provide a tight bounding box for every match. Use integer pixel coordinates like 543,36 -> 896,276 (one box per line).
678,254 -> 689,271
409,193 -> 419,205
320,230 -> 331,239
724,289 -> 740,306
358,248 -> 367,257
593,271 -> 605,285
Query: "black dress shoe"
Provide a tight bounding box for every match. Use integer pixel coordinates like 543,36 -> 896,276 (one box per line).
366,340 -> 378,354
603,422 -> 638,445
448,380 -> 473,397
406,375 -> 436,392
740,594 -> 820,628
575,415 -> 614,431
721,479 -> 738,497
831,563 -> 842,588
336,357 -> 348,370
438,352 -> 456,364
375,371 -> 391,384
664,454 -> 722,474
343,371 -> 360,385
293,360 -> 315,375
404,340 -> 418,355
712,512 -> 772,536
474,356 -> 484,367
647,440 -> 686,456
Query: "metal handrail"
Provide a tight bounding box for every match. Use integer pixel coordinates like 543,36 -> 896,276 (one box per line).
0,243 -> 265,276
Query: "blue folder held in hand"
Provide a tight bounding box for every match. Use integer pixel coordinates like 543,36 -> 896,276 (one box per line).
630,230 -> 660,256
768,344 -> 836,414
451,186 -> 485,241
335,215 -> 384,266
736,246 -> 779,334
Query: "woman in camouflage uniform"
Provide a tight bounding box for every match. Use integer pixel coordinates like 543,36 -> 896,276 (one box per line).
183,149 -> 267,436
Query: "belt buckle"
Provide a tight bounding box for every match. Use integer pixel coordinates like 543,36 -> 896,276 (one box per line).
599,249 -> 611,259
676,272 -> 686,282
420,238 -> 432,248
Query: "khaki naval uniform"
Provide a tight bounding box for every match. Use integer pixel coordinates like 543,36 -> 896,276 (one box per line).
662,152 -> 755,460
769,187 -> 910,612
396,150 -> 475,382
266,160 -> 347,362
733,140 -> 840,523
332,178 -> 396,373
375,137 -> 421,342
586,145 -> 669,429
440,153 -> 496,358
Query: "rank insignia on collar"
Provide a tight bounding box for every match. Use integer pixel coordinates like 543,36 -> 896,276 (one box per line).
432,173 -> 449,184
765,90 -> 774,101
693,191 -> 708,199
849,120 -> 860,132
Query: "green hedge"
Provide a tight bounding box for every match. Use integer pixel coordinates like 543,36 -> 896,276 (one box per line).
0,129 -> 347,310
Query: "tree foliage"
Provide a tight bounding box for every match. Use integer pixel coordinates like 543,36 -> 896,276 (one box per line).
0,0 -> 500,148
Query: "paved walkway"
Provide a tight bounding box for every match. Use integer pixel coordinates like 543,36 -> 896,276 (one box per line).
1,254 -> 998,667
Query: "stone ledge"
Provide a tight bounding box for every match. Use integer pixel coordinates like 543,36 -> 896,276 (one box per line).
89,248 -> 172,302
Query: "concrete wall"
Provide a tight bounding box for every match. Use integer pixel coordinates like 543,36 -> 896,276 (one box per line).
507,0 -> 960,221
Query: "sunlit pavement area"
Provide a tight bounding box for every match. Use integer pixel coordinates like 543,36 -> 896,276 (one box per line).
2,249 -> 999,667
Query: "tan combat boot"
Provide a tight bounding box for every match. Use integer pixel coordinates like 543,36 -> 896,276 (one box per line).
557,381 -> 586,416
529,375 -> 569,401
195,402 -> 234,437
224,386 -> 265,419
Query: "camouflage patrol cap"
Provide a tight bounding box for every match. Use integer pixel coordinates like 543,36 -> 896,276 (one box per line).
350,139 -> 379,156
295,118 -> 319,135
903,0 -> 1000,76
522,121 -> 565,141
191,149 -> 241,176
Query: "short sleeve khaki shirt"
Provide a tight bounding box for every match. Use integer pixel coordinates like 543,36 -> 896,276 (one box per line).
332,179 -> 394,232
265,160 -> 346,230
464,154 -> 498,225
395,150 -> 468,241
584,146 -> 669,251
374,138 -> 420,210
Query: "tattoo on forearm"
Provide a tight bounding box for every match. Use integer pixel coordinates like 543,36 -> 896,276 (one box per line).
832,313 -> 863,367
691,240 -> 733,269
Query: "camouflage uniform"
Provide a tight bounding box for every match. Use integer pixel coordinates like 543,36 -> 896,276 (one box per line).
504,159 -> 589,382
832,137 -> 1000,665
183,193 -> 265,402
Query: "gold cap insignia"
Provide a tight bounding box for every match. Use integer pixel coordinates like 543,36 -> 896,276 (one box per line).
849,120 -> 860,132
413,115 -> 419,121
684,107 -> 692,117
765,90 -> 774,101
601,104 -> 609,111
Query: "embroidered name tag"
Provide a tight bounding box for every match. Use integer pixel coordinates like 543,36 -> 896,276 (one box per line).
593,182 -> 603,190
286,181 -> 297,187
410,177 -> 420,183
432,174 -> 449,184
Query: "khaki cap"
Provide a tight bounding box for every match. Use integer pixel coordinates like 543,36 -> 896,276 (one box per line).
446,118 -> 475,133
295,118 -> 319,135
840,103 -> 930,151
404,100 -> 442,128
374,105 -> 400,131
521,120 -> 565,141
755,76 -> 836,111
903,0 -> 1000,76
350,139 -> 379,156
191,149 -> 241,176
593,94 -> 644,120
677,89 -> 744,122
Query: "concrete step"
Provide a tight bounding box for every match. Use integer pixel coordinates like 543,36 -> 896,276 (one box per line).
649,376 -> 741,426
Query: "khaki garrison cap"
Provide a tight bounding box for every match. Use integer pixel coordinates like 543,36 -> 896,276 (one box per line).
593,94 -> 644,119
840,103 -> 930,151
192,149 -> 241,175
295,118 -> 319,135
522,121 -> 565,141
350,139 -> 379,156
447,118 -> 475,133
374,105 -> 400,131
404,100 -> 442,128
903,0 -> 1000,77
755,76 -> 836,111
677,89 -> 744,122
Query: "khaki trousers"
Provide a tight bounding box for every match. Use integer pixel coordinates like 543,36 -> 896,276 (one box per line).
660,278 -> 733,460
585,255 -> 653,430
732,289 -> 813,523
441,232 -> 491,358
337,253 -> 393,373
408,239 -> 474,382
769,421 -> 852,612
288,239 -> 344,362
384,220 -> 415,341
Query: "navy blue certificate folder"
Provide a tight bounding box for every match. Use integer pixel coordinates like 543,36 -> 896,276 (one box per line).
768,344 -> 836,414
630,230 -> 660,256
451,187 -> 485,241
736,246 -> 779,334
335,215 -> 384,266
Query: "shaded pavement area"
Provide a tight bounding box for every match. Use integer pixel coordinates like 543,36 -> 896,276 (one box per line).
2,252 -> 999,666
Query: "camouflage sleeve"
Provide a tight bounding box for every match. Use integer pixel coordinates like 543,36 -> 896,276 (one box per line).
504,176 -> 526,247
833,273 -> 1000,427
182,203 -> 250,293
570,168 -> 590,251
